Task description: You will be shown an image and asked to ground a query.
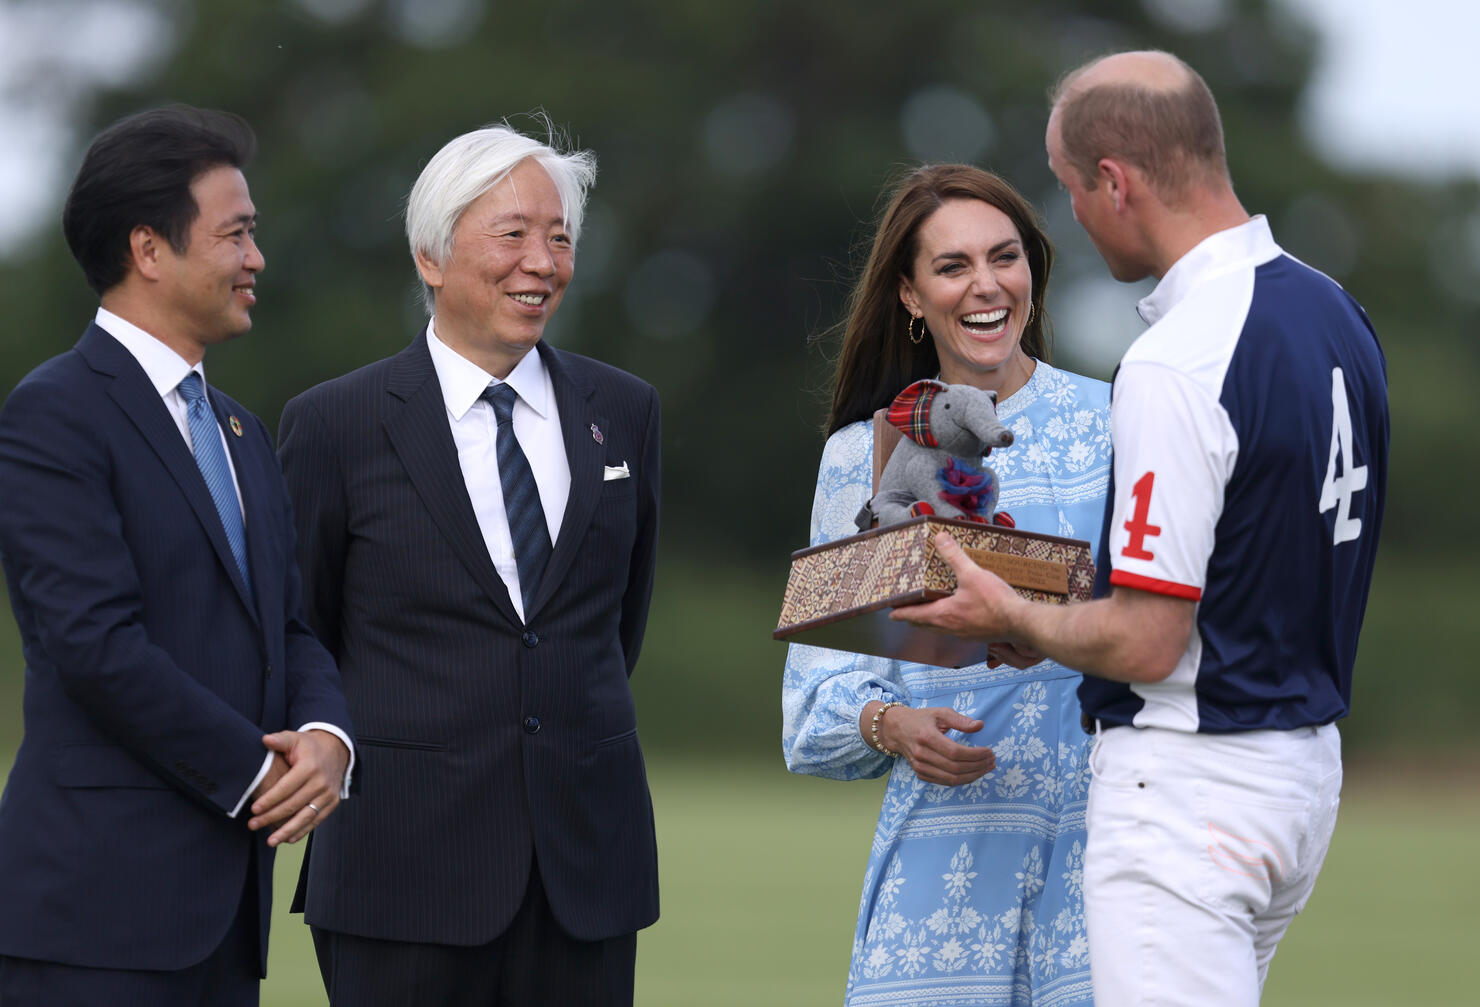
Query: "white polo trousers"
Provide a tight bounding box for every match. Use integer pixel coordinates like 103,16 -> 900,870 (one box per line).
1083,723 -> 1342,1005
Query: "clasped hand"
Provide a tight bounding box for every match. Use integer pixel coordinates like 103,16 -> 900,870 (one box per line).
247,729 -> 349,847
870,703 -> 996,787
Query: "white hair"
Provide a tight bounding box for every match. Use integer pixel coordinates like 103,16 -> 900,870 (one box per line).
405,116 -> 597,314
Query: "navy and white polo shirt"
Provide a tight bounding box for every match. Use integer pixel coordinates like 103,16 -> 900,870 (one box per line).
1081,216 -> 1389,733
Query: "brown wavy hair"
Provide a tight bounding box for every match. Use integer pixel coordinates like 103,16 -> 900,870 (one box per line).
824,164 -> 1054,436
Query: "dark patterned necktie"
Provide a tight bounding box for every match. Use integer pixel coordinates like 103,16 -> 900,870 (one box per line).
177,372 -> 253,602
482,382 -> 552,615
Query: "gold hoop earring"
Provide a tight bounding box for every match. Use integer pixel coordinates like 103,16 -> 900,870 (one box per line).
1027,302 -> 1035,324
908,314 -> 924,345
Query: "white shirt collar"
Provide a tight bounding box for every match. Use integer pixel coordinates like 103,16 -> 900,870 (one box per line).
425,317 -> 550,421
94,306 -> 206,397
1137,215 -> 1283,327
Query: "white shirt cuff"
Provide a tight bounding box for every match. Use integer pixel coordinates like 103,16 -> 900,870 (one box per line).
231,751 -> 276,818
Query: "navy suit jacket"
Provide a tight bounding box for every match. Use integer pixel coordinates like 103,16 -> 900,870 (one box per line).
278,333 -> 660,945
0,323 -> 352,974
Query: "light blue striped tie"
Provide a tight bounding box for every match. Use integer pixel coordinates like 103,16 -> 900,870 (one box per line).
177,372 -> 253,601
482,382 -> 551,615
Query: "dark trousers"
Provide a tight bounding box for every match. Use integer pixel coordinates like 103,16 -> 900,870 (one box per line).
313,865 -> 637,1007
0,854 -> 259,1007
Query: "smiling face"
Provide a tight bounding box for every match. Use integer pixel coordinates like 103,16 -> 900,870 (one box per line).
152,165 -> 263,359
416,157 -> 573,378
899,197 -> 1036,397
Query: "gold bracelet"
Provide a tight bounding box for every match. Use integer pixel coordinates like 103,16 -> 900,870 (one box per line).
869,701 -> 904,757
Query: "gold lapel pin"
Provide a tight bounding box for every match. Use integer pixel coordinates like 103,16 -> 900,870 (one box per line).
229,416 -> 244,437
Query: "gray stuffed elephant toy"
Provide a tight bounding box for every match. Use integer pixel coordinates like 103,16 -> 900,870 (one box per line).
855,379 -> 1016,531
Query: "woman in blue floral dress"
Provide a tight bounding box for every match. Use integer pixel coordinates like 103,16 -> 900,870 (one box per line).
783,165 -> 1111,1006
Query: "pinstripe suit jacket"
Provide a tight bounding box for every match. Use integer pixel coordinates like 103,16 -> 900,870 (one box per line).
0,323 -> 352,974
278,332 -> 661,944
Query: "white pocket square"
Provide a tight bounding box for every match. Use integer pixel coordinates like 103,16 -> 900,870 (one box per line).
603,462 -> 631,481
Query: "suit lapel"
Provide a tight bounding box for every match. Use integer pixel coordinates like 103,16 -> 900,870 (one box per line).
80,326 -> 257,619
527,343 -> 599,619
382,333 -> 522,627
216,398 -> 271,628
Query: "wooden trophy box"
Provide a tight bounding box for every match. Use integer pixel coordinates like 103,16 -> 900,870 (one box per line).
773,412 -> 1095,667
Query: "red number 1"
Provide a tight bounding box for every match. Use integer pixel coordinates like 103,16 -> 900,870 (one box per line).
1122,471 -> 1161,560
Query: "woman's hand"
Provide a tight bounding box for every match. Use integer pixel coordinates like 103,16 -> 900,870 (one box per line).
861,701 -> 996,786
986,642 -> 1044,669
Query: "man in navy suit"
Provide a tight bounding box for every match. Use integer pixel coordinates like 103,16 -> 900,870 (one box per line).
279,123 -> 661,1006
0,106 -> 354,1006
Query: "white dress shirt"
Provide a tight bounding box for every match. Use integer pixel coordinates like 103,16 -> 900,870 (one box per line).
97,308 -> 245,510
426,319 -> 570,625
94,307 -> 354,816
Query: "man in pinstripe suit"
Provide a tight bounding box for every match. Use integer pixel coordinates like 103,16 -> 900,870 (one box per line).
279,123 -> 661,1005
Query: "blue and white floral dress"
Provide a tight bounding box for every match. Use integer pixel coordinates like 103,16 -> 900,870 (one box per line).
783,361 -> 1112,1006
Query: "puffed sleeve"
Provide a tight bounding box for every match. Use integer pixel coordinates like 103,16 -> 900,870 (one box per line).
781,421 -> 911,780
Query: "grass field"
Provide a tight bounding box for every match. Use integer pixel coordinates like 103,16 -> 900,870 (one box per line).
250,759 -> 1480,1006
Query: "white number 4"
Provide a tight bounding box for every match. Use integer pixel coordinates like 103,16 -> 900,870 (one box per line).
1318,367 -> 1368,545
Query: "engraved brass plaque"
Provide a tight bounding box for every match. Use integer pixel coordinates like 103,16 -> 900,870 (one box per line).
962,546 -> 1071,596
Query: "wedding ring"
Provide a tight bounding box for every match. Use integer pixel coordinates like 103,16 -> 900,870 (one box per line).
307,803 -> 321,816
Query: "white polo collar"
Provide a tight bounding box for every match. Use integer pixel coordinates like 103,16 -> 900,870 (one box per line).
1137,215 -> 1282,326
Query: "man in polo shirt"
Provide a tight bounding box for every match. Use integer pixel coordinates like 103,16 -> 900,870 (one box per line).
895,50 -> 1388,1005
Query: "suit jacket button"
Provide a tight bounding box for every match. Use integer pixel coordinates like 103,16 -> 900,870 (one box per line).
523,716 -> 541,735
521,630 -> 539,648
264,663 -> 273,678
